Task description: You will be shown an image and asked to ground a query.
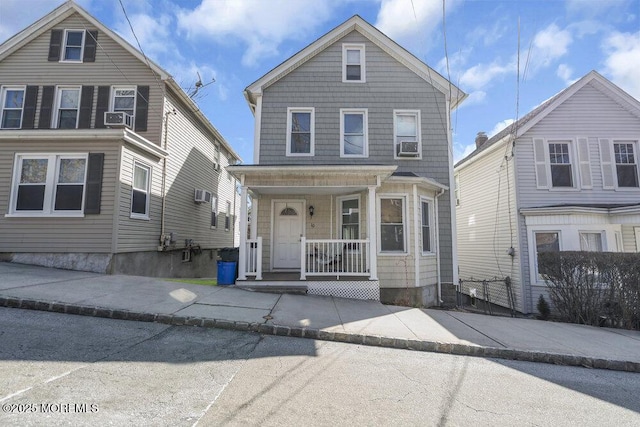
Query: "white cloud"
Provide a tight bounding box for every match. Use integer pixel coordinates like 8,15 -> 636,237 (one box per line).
602,30 -> 640,99
454,143 -> 476,163
0,0 -> 66,42
488,119 -> 515,137
459,90 -> 486,108
556,64 -> 577,85
526,23 -> 573,73
113,12 -> 175,61
459,59 -> 516,91
176,0 -> 336,67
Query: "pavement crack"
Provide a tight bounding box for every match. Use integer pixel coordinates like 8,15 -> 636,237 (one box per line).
441,311 -> 508,348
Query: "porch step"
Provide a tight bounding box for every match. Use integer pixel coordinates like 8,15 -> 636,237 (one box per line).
235,281 -> 308,295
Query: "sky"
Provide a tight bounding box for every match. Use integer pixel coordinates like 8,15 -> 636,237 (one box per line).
1,0 -> 639,163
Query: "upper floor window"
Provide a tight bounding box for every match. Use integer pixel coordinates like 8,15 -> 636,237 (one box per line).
613,142 -> 639,188
131,161 -> 150,219
211,195 -> 218,228
533,138 -> 580,190
1,87 -> 25,129
340,109 -> 368,157
10,153 -> 87,216
548,142 -> 573,187
225,201 -> 232,231
111,87 -> 136,117
454,174 -> 460,206
342,44 -> 365,82
286,107 -> 314,156
394,110 -> 421,159
54,87 -> 81,129
63,30 -> 85,61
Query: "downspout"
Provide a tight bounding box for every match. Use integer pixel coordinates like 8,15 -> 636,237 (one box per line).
435,187 -> 445,304
159,108 -> 176,250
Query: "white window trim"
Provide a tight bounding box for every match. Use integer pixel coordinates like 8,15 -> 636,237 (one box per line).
336,194 -> 361,239
130,160 -> 151,220
342,43 -> 366,83
377,194 -> 408,255
52,85 -> 81,129
110,86 -> 137,117
578,230 -> 606,252
393,109 -> 422,160
285,107 -> 315,157
7,153 -> 88,217
420,196 -> 435,255
1,86 -> 26,129
611,139 -> 640,191
211,194 -> 218,229
546,139 -> 580,191
61,29 -> 85,63
530,230 -> 563,284
340,108 -> 368,158
225,200 -> 231,231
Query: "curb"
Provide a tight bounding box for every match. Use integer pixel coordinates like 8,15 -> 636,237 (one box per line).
1,296 -> 638,374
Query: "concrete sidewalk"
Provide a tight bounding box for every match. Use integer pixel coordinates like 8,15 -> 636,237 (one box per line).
1,262 -> 639,373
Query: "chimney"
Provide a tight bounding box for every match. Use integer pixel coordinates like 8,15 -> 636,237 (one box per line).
475,131 -> 488,148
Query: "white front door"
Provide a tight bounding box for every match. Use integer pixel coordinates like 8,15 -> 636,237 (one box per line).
273,201 -> 304,269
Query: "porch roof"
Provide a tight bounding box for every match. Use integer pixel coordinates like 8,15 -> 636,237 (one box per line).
228,164 -> 397,195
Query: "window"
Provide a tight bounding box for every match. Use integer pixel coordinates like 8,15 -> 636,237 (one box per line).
131,162 -> 150,219
421,200 -> 432,253
225,201 -> 231,231
380,197 -> 406,252
54,87 -> 80,129
111,87 -> 136,117
286,108 -> 314,156
613,142 -> 639,188
340,109 -> 368,157
579,232 -> 603,252
342,44 -> 365,82
10,154 -> 87,215
454,175 -> 460,206
548,142 -> 573,187
214,145 -> 221,170
340,197 -> 360,239
63,30 -> 84,61
394,110 -> 421,159
1,87 -> 25,129
211,195 -> 218,228
535,232 -> 560,277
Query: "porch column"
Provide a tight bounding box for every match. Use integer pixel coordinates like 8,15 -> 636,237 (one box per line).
237,185 -> 249,281
367,186 -> 378,280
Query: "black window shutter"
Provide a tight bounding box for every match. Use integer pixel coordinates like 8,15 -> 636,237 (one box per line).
22,86 -> 39,129
38,86 -> 55,129
94,86 -> 110,128
48,29 -> 62,61
84,153 -> 104,214
83,30 -> 98,62
78,86 -> 94,129
135,85 -> 149,132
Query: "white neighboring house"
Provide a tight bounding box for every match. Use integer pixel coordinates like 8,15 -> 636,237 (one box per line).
455,71 -> 640,314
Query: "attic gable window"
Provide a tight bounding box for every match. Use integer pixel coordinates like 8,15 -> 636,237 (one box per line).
342,44 -> 365,82
48,29 -> 98,62
63,30 -> 85,61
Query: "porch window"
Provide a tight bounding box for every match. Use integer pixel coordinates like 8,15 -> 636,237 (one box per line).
535,232 -> 559,277
340,197 -> 360,239
286,107 -> 314,156
340,109 -> 368,157
380,197 -> 405,252
579,232 -> 603,252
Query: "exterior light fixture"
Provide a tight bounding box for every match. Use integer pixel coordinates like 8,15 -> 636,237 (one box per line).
308,205 -> 314,217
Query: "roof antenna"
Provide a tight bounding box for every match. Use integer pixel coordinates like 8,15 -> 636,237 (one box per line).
188,71 -> 215,99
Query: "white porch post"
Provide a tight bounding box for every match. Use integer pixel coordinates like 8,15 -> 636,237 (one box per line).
300,236 -> 307,280
237,185 -> 248,281
367,186 -> 378,280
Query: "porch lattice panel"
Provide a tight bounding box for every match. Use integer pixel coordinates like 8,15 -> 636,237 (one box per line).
307,280 -> 380,301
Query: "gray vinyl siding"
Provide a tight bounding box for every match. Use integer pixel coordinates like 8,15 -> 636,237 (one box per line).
0,12 -> 164,143
456,143 -> 523,311
0,138 -> 119,252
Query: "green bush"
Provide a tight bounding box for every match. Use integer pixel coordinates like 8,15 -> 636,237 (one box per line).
538,252 -> 640,330
536,294 -> 550,320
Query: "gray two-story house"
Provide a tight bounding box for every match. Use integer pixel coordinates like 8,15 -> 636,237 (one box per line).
229,15 -> 466,306
455,71 -> 640,314
0,1 -> 241,277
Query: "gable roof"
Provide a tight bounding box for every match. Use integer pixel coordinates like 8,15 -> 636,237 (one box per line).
455,70 -> 640,169
0,0 -> 241,161
244,15 -> 466,111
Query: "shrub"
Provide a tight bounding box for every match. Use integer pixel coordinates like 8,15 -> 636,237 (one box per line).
536,294 -> 550,320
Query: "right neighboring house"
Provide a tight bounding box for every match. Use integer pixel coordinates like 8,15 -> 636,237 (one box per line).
455,71 -> 640,314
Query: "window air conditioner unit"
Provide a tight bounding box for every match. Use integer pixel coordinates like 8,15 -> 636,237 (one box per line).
104,111 -> 134,129
194,189 -> 212,204
213,163 -> 221,172
397,141 -> 419,156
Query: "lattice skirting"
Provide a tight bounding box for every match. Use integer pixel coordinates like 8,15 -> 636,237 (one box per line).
307,281 -> 380,301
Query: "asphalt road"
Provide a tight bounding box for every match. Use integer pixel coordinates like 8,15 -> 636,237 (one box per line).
0,307 -> 638,426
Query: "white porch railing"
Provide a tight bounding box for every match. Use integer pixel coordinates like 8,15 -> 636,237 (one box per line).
301,237 -> 370,279
244,236 -> 262,280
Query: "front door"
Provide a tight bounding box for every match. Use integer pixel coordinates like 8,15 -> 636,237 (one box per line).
273,201 -> 304,269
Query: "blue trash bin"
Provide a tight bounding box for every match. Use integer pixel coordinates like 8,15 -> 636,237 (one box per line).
217,260 -> 237,285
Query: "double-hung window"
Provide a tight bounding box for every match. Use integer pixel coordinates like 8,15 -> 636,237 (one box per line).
340,109 -> 368,157
63,30 -> 85,61
112,87 -> 136,117
211,195 -> 218,228
225,201 -> 231,231
379,197 -> 406,253
286,107 -> 314,156
535,232 -> 560,277
394,110 -> 421,159
342,44 -> 365,82
339,197 -> 360,239
1,87 -> 25,129
548,142 -> 573,187
613,142 -> 639,188
54,87 -> 81,129
579,232 -> 604,252
131,162 -> 150,219
421,199 -> 433,253
10,154 -> 87,215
